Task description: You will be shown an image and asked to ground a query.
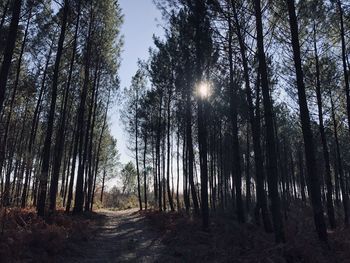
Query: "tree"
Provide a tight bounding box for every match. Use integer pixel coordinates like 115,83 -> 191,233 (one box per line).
37,0 -> 69,217
286,0 -> 327,242
0,0 -> 22,113
122,68 -> 147,211
254,0 -> 285,243
120,162 -> 138,196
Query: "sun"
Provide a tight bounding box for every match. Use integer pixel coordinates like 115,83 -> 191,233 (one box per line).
197,81 -> 211,99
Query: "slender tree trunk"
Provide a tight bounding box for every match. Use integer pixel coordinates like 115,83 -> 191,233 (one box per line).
0,0 -> 22,113
186,92 -> 199,214
143,132 -> 148,210
90,149 -> 98,211
22,56 -> 52,206
286,0 -> 327,242
73,4 -> 94,213
330,92 -> 349,225
334,148 -> 341,206
298,148 -> 306,202
100,169 -> 106,203
135,87 -> 142,210
227,12 -> 244,223
166,89 -> 174,211
290,153 -> 297,199
246,127 -> 251,212
96,89 -> 111,202
176,126 -> 180,210
151,135 -> 157,204
254,0 -> 284,242
337,0 -> 350,137
231,0 -> 272,232
37,0 -> 69,217
162,130 -> 166,211
313,23 -> 335,229
3,7 -> 31,206
49,0 -> 81,212
66,120 -> 79,213
183,131 -> 190,212
63,128 -> 74,206
194,0 -> 210,230
85,65 -> 100,211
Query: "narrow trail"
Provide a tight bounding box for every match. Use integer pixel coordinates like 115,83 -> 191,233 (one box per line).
60,209 -> 175,263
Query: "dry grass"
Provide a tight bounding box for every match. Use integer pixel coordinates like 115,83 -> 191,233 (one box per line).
143,202 -> 350,263
0,207 -> 101,262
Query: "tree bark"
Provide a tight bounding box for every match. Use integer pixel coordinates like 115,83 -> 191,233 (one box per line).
330,92 -> 349,225
254,0 -> 285,243
337,0 -> 350,137
227,10 -> 244,223
49,0 -> 81,212
73,3 -> 94,213
166,87 -> 174,211
0,0 -> 22,113
143,132 -> 148,210
135,86 -> 142,211
37,0 -> 69,217
313,23 -> 335,229
2,7 -> 31,206
231,0 -> 272,232
286,0 -> 327,242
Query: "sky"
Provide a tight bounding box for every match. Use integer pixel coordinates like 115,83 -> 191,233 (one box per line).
110,0 -> 164,165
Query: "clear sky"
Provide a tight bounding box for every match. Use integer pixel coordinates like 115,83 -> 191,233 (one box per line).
110,0 -> 164,165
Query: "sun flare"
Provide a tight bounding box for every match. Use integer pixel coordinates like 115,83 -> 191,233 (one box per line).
197,81 -> 211,99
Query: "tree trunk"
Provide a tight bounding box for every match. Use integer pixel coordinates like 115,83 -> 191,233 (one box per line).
298,148 -> 306,202
286,0 -> 327,242
135,85 -> 142,211
3,7 -> 31,206
183,130 -> 190,212
313,23 -> 335,229
66,120 -> 79,213
330,92 -> 349,225
246,127 -> 251,212
73,4 -> 94,214
254,0 -> 284,243
49,0 -> 81,212
166,89 -> 174,211
231,0 -> 272,232
337,0 -> 350,137
85,64 -> 100,211
0,0 -> 22,113
96,89 -> 111,203
100,169 -> 106,203
63,128 -> 74,206
176,126 -> 180,210
227,11 -> 244,223
37,0 -> 69,217
143,132 -> 148,210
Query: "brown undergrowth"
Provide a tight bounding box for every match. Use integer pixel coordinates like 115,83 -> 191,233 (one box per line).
143,202 -> 350,263
0,207 -> 103,263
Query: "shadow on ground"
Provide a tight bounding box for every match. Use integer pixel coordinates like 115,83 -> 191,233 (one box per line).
58,209 -> 179,263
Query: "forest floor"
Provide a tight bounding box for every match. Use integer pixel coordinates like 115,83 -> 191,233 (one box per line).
142,203 -> 350,263
2,203 -> 350,262
58,209 -> 177,262
0,208 -> 178,262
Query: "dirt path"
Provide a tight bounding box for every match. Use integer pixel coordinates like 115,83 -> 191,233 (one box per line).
59,209 -> 174,263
